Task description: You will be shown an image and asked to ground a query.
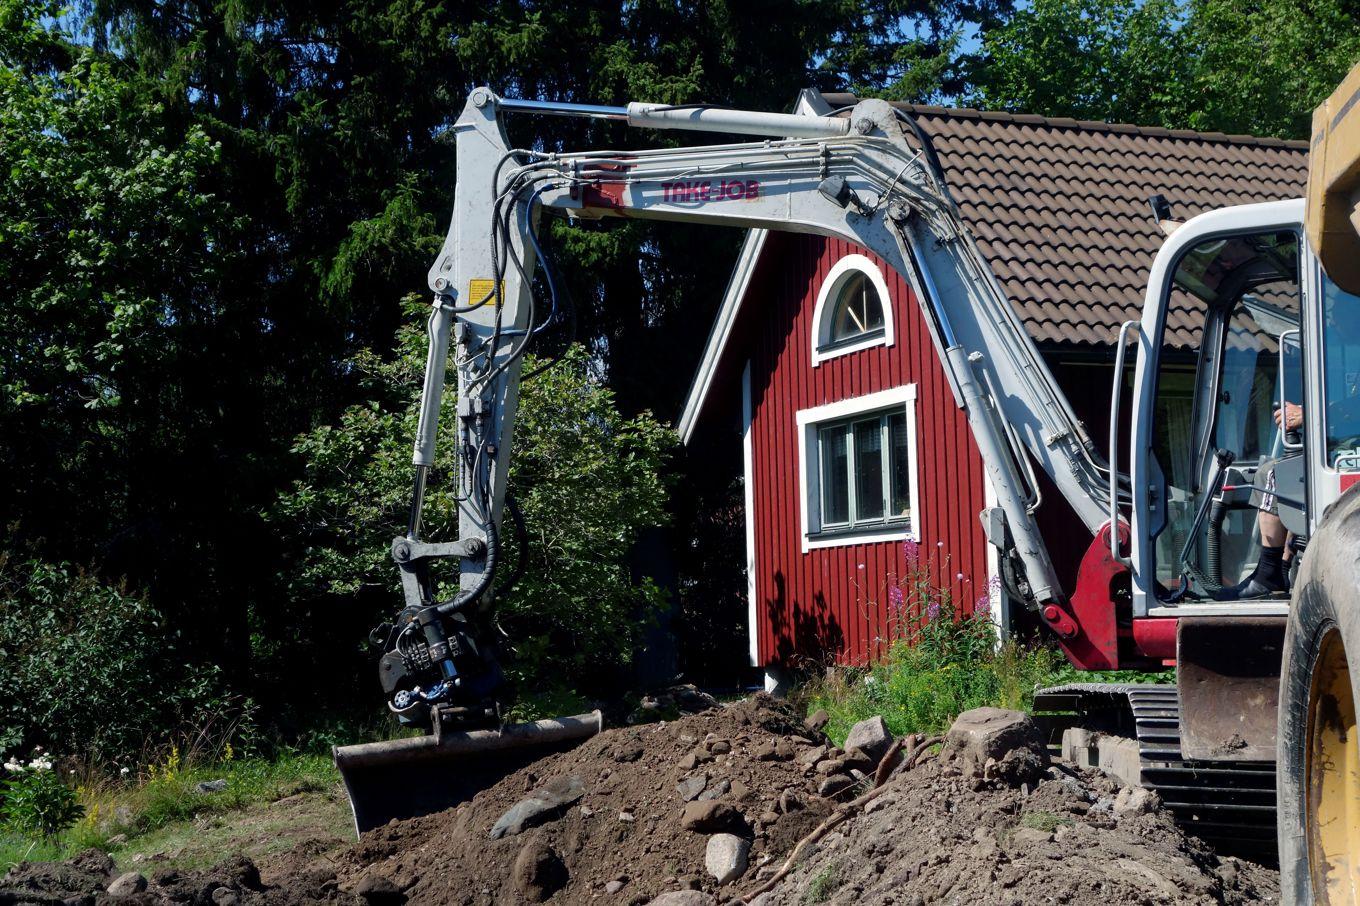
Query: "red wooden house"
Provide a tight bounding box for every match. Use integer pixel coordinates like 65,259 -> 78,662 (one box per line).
677,91 -> 1307,691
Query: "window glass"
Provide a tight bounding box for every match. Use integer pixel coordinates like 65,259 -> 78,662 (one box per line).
828,273 -> 885,345
854,420 -> 885,520
813,407 -> 912,532
820,426 -> 849,525
1322,275 -> 1360,469
889,412 -> 911,518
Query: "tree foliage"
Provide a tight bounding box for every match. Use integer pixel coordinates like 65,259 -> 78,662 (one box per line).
971,0 -> 1360,139
273,312 -> 675,702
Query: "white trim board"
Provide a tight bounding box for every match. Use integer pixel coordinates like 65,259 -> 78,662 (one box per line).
794,384 -> 920,552
741,361 -> 759,666
678,229 -> 767,444
810,253 -> 895,366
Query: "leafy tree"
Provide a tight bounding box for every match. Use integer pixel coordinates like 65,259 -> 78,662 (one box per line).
272,305 -> 675,707
971,0 -> 1360,139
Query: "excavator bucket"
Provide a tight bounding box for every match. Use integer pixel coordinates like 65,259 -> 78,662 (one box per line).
333,711 -> 603,836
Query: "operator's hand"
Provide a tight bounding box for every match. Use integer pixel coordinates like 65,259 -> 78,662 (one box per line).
1275,401 -> 1303,431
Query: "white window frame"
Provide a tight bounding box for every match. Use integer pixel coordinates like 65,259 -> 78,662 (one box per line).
796,385 -> 920,552
811,254 -> 895,366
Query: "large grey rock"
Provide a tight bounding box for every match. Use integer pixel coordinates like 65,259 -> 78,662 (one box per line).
1113,785 -> 1160,817
705,833 -> 751,885
942,707 -> 1049,783
844,716 -> 893,764
107,872 -> 147,897
489,775 -> 586,839
647,892 -> 716,906
679,800 -> 744,833
675,774 -> 708,802
195,779 -> 228,793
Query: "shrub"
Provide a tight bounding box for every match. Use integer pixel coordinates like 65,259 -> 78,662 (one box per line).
272,307 -> 676,705
0,550 -> 242,761
0,752 -> 82,839
804,543 -> 1061,744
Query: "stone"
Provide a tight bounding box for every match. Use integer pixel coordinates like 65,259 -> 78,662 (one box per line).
512,839 -> 568,902
805,709 -> 831,734
647,890 -> 716,905
942,707 -> 1049,783
841,747 -> 875,772
814,757 -> 845,775
778,789 -> 803,813
107,872 -> 147,897
696,779 -> 731,802
844,716 -> 894,763
1010,826 -> 1053,848
605,879 -> 626,894
614,743 -> 644,763
817,774 -> 856,797
706,739 -> 732,755
705,833 -> 751,885
679,800 -> 744,834
618,810 -> 635,822
1113,786 -> 1160,818
676,774 -> 708,802
355,874 -> 406,905
795,744 -> 828,766
211,887 -> 240,906
489,775 -> 586,839
195,778 -> 228,793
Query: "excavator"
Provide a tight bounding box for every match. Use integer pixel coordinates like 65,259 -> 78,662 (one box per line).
332,63 -> 1360,903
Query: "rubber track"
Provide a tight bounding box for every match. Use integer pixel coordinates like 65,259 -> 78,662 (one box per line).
1033,683 -> 1277,864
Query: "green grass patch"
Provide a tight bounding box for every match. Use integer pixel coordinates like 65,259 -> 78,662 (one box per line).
0,752 -> 339,871
1020,809 -> 1073,833
804,863 -> 842,903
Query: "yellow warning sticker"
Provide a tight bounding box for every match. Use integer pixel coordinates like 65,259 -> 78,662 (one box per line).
468,278 -> 505,303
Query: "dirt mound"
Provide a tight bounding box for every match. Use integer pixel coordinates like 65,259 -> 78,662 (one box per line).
0,697 -> 1282,905
753,752 -> 1280,906
326,694 -> 834,904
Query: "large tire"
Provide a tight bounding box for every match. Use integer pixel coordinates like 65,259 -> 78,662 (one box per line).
1279,485 -> 1360,903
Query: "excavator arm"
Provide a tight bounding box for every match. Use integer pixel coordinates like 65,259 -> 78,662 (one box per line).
335,87 -> 1120,834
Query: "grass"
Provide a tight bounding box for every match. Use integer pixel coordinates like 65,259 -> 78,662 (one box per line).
0,751 -> 341,872
804,863 -> 842,903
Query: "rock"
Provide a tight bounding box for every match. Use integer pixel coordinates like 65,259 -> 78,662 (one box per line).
672,684 -> 720,713
107,872 -> 147,897
705,833 -> 751,885
795,744 -> 828,766
706,739 -> 732,755
817,774 -> 856,797
696,779 -> 731,802
355,874 -> 406,905
211,886 -> 240,906
647,890 -> 716,905
106,833 -> 129,846
1113,786 -> 1160,817
679,800 -> 744,834
614,743 -> 644,763
605,879 -> 626,894
844,716 -> 894,763
942,707 -> 1049,783
489,775 -> 586,839
618,810 -> 635,822
814,757 -> 846,775
778,789 -> 803,813
195,779 -> 228,793
753,740 -> 789,761
512,839 -> 568,902
805,709 -> 831,734
1010,826 -> 1053,848
677,750 -> 713,771
676,774 -> 708,802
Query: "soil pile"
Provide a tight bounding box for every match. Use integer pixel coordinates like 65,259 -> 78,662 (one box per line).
0,696 -> 1282,905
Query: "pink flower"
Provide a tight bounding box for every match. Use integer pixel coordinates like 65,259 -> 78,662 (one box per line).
974,594 -> 990,616
927,601 -> 941,621
936,540 -> 944,548
956,572 -> 965,581
901,539 -> 920,562
888,586 -> 905,609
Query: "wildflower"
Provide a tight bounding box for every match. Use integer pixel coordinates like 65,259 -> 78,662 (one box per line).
956,572 -> 965,581
974,594 -> 991,616
888,586 -> 904,609
120,767 -> 130,776
927,601 -> 941,621
901,539 -> 920,562
936,540 -> 944,547
3,760 -> 22,773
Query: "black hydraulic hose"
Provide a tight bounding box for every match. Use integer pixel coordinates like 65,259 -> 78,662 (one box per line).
1206,498 -> 1227,586
437,515 -> 498,617
498,494 -> 530,599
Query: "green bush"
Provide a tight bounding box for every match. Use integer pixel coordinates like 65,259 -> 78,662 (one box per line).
804,546 -> 1061,744
0,551 -> 242,761
272,308 -> 675,704
0,753 -> 82,839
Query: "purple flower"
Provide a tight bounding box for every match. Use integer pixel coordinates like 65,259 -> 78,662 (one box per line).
974,594 -> 990,616
927,601 -> 941,621
901,539 -> 920,562
888,586 -> 905,610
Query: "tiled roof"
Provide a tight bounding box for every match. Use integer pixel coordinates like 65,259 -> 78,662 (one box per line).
823,95 -> 1309,347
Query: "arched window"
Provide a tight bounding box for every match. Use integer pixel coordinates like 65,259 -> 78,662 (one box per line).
812,254 -> 894,365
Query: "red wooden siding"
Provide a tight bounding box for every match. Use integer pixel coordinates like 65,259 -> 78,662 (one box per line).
746,233 -> 990,668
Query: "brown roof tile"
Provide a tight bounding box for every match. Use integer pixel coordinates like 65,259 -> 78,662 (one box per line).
893,102 -> 1306,347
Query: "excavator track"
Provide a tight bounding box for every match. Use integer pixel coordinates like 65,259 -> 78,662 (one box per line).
1033,683 -> 1277,864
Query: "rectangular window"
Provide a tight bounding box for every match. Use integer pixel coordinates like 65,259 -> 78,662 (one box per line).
814,410 -> 912,531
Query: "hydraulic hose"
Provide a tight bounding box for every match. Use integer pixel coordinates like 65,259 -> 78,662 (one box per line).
437,515 -> 498,617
